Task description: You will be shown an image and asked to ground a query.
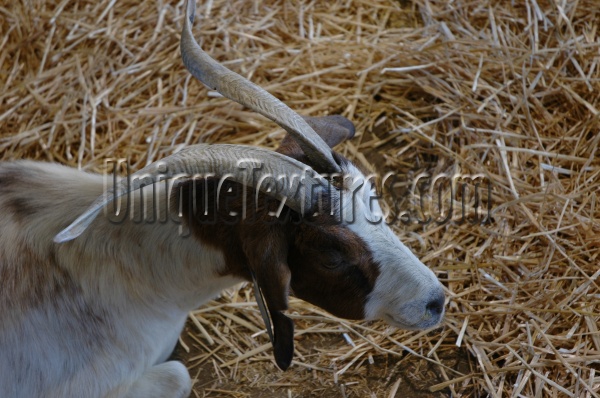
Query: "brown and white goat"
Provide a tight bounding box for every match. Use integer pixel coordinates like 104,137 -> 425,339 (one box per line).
0,1 -> 445,397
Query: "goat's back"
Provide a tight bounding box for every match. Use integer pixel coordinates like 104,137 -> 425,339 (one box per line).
0,162 -> 197,397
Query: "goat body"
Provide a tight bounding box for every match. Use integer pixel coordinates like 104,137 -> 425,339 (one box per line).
0,1 -> 445,396
0,161 -> 240,397
0,135 -> 444,397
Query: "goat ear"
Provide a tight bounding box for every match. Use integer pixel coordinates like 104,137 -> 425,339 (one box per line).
270,310 -> 294,370
243,227 -> 294,370
278,115 -> 355,159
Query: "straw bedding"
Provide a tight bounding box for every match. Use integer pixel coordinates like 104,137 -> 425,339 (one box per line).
1,0 -> 599,396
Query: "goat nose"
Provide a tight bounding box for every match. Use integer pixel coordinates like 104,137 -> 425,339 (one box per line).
426,292 -> 446,317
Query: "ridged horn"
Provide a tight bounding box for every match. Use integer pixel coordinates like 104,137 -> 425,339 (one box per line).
180,0 -> 341,174
54,144 -> 332,243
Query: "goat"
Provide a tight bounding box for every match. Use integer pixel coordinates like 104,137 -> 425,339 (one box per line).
0,1 -> 445,397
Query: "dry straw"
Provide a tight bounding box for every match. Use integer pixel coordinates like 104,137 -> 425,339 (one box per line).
2,0 -> 599,396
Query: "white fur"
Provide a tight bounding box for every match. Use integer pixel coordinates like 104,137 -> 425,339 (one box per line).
0,161 -> 242,398
340,163 -> 445,330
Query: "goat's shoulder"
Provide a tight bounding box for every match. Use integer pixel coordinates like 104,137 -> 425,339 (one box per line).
0,161 -> 103,306
0,161 -> 103,231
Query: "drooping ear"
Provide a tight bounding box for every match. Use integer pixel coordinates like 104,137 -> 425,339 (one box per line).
278,115 -> 355,160
241,225 -> 295,370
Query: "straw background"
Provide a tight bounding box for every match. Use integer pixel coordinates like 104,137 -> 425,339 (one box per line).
2,0 -> 599,397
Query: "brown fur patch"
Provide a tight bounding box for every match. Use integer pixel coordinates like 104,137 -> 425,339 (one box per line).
0,166 -> 42,223
176,171 -> 379,320
0,241 -> 74,309
5,197 -> 39,223
287,216 -> 380,319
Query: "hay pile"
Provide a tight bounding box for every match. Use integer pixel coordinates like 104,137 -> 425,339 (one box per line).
2,0 -> 599,396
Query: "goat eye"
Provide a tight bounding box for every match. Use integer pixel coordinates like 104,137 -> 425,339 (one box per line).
321,251 -> 345,269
